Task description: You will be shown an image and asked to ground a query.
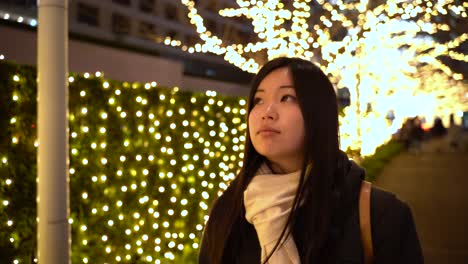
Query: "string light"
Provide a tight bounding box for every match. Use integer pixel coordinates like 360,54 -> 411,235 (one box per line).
169,0 -> 466,76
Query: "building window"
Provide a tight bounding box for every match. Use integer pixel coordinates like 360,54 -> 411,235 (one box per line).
77,3 -> 99,27
112,0 -> 131,6
139,0 -> 156,13
164,4 -> 178,21
138,21 -> 155,40
112,13 -> 131,35
186,35 -> 199,47
206,0 -> 218,13
166,30 -> 177,39
2,0 -> 36,8
238,30 -> 253,43
205,18 -> 217,34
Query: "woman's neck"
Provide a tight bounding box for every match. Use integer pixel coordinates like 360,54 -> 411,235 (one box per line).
266,159 -> 302,174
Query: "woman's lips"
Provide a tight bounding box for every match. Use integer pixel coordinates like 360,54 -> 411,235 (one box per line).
257,129 -> 280,136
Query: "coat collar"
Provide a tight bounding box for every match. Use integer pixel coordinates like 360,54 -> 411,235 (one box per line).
236,151 -> 366,263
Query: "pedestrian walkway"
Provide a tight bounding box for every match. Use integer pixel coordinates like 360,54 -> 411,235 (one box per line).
374,131 -> 468,264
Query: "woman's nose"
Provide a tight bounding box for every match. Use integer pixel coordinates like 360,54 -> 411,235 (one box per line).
262,103 -> 278,120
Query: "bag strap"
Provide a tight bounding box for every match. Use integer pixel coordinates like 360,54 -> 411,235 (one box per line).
359,180 -> 374,264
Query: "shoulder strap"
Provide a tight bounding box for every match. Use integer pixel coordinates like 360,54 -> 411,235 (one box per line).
359,180 -> 374,264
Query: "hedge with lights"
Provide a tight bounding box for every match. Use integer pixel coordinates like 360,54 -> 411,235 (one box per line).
0,60 -> 248,263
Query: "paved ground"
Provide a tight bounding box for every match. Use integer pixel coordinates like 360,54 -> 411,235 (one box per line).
374,128 -> 468,264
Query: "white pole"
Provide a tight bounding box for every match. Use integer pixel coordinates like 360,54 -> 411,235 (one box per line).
37,0 -> 70,263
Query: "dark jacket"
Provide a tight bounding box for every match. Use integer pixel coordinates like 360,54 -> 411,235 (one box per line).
199,154 -> 424,263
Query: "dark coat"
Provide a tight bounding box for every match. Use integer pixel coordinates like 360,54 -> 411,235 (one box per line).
199,155 -> 424,263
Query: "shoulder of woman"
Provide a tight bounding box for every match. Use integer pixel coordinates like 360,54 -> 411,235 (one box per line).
369,186 -> 419,243
368,186 -> 424,262
370,186 -> 412,224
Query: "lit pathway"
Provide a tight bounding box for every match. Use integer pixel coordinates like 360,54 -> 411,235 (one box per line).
374,130 -> 468,264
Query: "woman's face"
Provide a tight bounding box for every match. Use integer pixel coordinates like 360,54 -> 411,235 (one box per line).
248,67 -> 305,170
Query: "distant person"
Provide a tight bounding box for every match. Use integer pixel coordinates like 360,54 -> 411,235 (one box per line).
449,113 -> 456,127
409,117 -> 425,153
463,111 -> 468,130
398,118 -> 414,149
429,117 -> 448,138
447,113 -> 464,151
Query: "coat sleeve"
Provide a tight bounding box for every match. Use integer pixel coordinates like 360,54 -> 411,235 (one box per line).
372,190 -> 424,264
398,203 -> 424,263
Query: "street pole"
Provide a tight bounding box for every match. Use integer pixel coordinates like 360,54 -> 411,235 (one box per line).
37,0 -> 70,263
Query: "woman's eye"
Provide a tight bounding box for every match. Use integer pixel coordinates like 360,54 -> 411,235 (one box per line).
253,97 -> 262,105
281,95 -> 296,102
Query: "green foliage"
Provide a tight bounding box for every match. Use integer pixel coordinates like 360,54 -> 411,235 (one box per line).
0,62 -> 38,263
0,60 -> 247,263
360,140 -> 405,182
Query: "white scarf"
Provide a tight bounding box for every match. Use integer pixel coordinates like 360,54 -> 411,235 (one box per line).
243,162 -> 302,264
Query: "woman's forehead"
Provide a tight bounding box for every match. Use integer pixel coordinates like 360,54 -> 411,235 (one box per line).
256,67 -> 294,93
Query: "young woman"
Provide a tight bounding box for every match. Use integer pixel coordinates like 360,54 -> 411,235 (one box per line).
199,57 -> 423,263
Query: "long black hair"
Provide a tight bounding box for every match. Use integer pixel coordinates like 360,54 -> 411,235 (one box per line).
200,57 -> 341,263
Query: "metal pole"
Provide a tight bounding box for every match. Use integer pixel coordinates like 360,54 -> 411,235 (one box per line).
37,0 -> 70,263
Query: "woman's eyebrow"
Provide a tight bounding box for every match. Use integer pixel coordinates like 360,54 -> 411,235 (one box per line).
256,85 -> 295,92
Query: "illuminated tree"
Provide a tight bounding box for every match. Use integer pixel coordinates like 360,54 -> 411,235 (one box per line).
164,0 -> 467,155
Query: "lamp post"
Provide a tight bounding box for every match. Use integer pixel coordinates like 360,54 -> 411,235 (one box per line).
37,0 -> 70,263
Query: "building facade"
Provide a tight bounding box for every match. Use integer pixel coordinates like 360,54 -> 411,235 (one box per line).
0,0 -> 254,95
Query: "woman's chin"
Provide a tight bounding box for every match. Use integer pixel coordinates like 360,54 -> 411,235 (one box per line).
258,150 -> 286,161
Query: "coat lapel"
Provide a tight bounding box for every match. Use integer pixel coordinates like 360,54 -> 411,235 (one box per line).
237,220 -> 261,263
334,208 -> 364,263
